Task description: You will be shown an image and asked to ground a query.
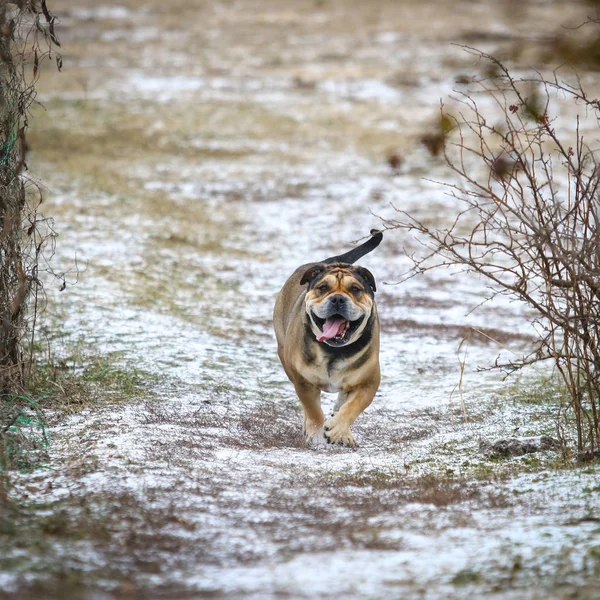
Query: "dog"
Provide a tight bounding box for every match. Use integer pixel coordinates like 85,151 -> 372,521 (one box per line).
273,230 -> 382,447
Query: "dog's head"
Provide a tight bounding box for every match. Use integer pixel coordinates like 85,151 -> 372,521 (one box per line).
300,262 -> 376,347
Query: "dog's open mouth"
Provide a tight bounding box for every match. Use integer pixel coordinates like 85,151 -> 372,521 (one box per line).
311,313 -> 364,346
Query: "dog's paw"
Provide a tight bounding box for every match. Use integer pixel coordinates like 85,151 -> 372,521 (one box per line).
308,430 -> 327,449
324,416 -> 357,447
303,418 -> 325,446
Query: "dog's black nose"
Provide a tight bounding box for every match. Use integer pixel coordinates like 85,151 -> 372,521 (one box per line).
328,294 -> 346,307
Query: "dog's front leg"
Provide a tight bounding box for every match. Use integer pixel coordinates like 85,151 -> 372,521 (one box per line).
324,383 -> 377,447
294,381 -> 324,444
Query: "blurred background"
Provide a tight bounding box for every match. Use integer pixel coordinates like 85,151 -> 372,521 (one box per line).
8,1 -> 600,598
32,0 -> 600,382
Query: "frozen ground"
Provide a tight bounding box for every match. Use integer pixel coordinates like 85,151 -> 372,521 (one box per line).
3,1 -> 600,598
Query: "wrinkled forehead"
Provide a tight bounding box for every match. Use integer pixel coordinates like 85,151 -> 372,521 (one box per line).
319,268 -> 359,286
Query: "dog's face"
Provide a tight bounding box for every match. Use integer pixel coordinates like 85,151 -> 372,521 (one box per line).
300,263 -> 376,347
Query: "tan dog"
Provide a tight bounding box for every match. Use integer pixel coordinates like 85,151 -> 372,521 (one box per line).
273,231 -> 382,447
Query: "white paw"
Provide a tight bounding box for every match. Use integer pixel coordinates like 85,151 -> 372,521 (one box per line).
303,419 -> 325,446
308,429 -> 327,448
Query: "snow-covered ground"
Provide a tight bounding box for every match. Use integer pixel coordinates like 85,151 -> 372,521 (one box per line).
4,1 -> 600,598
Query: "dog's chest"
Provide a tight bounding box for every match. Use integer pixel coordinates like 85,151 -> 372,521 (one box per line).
300,351 -> 348,392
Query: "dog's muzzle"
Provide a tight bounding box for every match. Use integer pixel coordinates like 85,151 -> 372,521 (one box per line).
309,295 -> 366,347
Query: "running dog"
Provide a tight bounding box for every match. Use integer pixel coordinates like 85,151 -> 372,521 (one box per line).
273,230 -> 382,447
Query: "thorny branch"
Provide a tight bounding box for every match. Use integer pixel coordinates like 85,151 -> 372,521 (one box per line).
385,48 -> 600,459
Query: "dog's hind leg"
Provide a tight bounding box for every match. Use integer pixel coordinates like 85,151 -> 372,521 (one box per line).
294,380 -> 324,444
332,391 -> 349,416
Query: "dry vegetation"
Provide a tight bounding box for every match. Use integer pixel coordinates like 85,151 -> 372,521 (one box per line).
3,1 -> 600,598
0,1 -> 62,491
384,46 -> 600,458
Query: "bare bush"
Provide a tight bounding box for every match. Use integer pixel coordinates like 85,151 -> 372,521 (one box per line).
383,48 -> 600,458
0,2 -> 60,482
0,2 -> 60,389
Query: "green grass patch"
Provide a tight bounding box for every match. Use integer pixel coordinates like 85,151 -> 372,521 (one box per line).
451,568 -> 482,585
28,346 -> 158,412
1,344 -> 158,481
0,393 -> 49,475
497,375 -> 567,407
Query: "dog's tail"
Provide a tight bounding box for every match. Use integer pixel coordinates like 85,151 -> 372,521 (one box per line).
323,229 -> 383,265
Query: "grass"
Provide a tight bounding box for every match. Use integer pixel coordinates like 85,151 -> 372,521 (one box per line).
226,402 -> 306,450
0,313 -> 597,598
28,347 -> 158,414
0,394 -> 49,476
450,569 -> 482,585
0,341 -> 179,596
500,375 -> 568,407
0,343 -> 164,576
1,338 -> 159,481
10,0 -> 600,597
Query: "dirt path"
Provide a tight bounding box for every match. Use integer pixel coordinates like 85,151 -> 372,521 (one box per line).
3,1 -> 600,598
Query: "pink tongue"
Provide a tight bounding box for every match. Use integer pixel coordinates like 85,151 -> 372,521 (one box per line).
317,317 -> 347,342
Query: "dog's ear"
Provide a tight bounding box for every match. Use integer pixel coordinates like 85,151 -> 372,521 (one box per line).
354,266 -> 377,293
300,264 -> 326,286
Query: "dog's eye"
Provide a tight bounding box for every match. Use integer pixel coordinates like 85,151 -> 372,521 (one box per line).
317,284 -> 328,292
350,285 -> 362,294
